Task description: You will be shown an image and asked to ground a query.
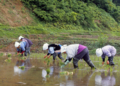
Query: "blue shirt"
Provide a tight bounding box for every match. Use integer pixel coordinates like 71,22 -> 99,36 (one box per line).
47,44 -> 62,55
17,41 -> 26,52
48,47 -> 54,54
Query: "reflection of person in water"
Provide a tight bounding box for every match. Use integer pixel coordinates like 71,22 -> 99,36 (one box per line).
73,70 -> 94,86
49,65 -> 60,78
60,70 -> 94,86
95,71 -> 116,86
42,65 -> 60,81
14,59 -> 32,74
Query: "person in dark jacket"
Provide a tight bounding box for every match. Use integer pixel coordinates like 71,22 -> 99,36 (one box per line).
43,43 -> 64,61
18,36 -> 33,56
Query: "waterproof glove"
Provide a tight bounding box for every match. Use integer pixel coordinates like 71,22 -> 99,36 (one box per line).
61,60 -> 70,68
65,60 -> 70,65
107,61 -> 109,65
61,64 -> 65,68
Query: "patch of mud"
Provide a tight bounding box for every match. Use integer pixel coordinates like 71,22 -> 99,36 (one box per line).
0,0 -> 33,26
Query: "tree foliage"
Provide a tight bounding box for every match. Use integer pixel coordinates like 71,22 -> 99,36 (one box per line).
21,0 -> 120,30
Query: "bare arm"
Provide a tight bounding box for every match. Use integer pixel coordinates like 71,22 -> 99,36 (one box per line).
47,55 -> 51,58
44,54 -> 51,58
44,55 -> 48,58
54,50 -> 61,53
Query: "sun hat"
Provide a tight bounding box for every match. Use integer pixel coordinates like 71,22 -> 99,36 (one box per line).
43,43 -> 49,50
96,48 -> 103,57
18,36 -> 24,41
61,45 -> 67,53
15,42 -> 20,48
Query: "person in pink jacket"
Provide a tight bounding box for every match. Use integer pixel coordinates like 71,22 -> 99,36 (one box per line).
96,45 -> 116,65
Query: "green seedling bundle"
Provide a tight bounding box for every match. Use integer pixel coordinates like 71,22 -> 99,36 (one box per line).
0,53 -> 3,57
4,53 -> 12,63
4,58 -> 11,63
44,58 -> 51,66
7,53 -> 11,57
21,57 -> 26,60
46,68 -> 50,74
19,66 -> 25,70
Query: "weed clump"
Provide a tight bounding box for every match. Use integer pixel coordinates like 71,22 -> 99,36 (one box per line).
19,66 -> 25,70
7,53 -> 11,57
46,68 -> 50,74
0,53 -> 3,57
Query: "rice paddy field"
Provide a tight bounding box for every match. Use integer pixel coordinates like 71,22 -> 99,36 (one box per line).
0,52 -> 120,86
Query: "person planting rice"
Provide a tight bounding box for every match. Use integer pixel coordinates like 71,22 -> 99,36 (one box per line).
43,43 -> 64,61
96,45 -> 116,65
15,41 -> 30,57
61,44 -> 96,69
18,36 -> 33,56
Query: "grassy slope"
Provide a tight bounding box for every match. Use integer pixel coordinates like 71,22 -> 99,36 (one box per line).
0,0 -> 35,26
0,0 -> 120,55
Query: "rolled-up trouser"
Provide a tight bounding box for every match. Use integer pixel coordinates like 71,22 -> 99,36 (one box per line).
73,48 -> 90,68
53,52 -> 64,60
24,47 -> 30,56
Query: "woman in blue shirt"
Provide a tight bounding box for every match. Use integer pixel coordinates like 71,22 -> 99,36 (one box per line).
15,41 -> 27,56
43,43 -> 64,61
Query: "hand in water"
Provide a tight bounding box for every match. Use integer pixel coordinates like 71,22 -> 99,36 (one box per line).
102,62 -> 104,65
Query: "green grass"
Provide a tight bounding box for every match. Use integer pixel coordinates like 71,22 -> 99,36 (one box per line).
0,23 -> 120,56
0,22 -> 120,38
29,53 -> 120,72
0,53 -> 3,56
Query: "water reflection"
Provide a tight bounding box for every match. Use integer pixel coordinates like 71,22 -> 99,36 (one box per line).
14,58 -> 32,75
42,69 -> 47,81
42,64 -> 61,81
60,70 -> 94,86
1,57 -> 119,86
73,70 -> 94,86
95,71 -> 116,86
49,65 -> 60,78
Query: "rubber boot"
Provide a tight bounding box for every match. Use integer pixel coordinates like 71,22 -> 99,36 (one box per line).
109,56 -> 115,65
86,60 -> 96,69
73,58 -> 79,69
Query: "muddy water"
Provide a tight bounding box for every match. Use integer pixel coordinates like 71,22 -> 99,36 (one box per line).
0,58 -> 120,86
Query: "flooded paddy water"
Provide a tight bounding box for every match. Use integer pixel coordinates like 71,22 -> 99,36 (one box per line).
0,53 -> 120,86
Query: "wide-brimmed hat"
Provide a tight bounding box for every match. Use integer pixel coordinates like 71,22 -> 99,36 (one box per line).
43,43 -> 49,50
96,48 -> 103,57
15,42 -> 20,48
18,36 -> 24,41
61,45 -> 67,53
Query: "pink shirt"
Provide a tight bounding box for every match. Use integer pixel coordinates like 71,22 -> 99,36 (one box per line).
77,44 -> 87,54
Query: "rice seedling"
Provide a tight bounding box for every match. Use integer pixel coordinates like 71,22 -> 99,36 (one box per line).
46,68 -> 50,74
7,53 -> 11,59
19,66 -> 25,70
4,58 -> 11,63
0,53 -> 3,57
